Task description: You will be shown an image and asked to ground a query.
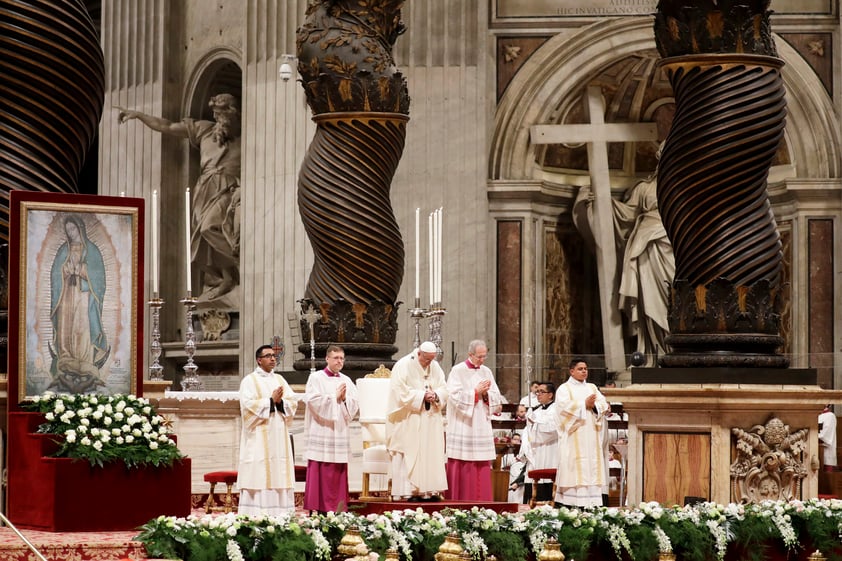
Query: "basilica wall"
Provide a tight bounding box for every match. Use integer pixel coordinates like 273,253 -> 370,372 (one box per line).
95,0 -> 842,396
488,2 -> 842,393
98,0 -> 496,387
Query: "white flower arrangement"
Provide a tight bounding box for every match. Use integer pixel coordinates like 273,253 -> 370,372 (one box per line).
23,392 -> 184,468
136,499 -> 842,561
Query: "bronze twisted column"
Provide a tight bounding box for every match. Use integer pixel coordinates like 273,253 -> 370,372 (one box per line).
294,1 -> 409,374
654,0 -> 788,368
0,0 -> 104,375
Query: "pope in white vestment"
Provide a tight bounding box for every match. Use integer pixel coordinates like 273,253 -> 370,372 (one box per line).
554,359 -> 609,507
237,346 -> 298,516
386,341 -> 448,499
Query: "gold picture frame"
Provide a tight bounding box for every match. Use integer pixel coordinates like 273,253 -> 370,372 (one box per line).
8,191 -> 144,405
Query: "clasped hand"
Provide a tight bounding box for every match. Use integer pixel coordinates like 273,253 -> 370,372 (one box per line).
271,386 -> 284,403
424,390 -> 438,403
475,379 -> 491,396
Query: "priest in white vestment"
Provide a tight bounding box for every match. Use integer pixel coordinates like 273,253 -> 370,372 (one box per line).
554,358 -> 609,507
302,345 -> 359,512
386,341 -> 448,500
819,404 -> 838,468
445,339 -> 503,500
237,345 -> 299,516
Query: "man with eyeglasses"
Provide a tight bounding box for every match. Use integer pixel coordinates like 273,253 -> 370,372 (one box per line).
302,345 -> 359,513
236,345 -> 298,515
554,357 -> 609,508
444,339 -> 503,500
386,341 -> 448,501
519,381 -> 559,505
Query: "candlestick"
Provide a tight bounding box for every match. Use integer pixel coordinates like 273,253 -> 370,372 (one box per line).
148,297 -> 164,381
302,302 -> 320,374
427,307 -> 447,361
184,188 -> 192,293
415,207 -> 420,301
151,190 -> 159,295
180,294 -> 203,391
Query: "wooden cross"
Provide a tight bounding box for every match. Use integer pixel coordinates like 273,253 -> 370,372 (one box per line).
530,86 -> 659,373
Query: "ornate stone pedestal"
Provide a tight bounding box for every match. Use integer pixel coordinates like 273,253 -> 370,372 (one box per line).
606,377 -> 842,506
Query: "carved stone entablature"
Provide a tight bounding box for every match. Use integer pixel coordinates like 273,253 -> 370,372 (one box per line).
730,417 -> 809,504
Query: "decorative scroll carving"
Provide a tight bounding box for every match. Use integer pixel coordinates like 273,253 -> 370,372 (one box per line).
730,417 -> 809,503
296,0 -> 409,116
294,298 -> 399,374
662,278 -> 787,367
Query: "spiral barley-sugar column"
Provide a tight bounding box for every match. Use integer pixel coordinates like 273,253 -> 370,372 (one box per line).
652,0 -> 793,373
294,1 -> 409,376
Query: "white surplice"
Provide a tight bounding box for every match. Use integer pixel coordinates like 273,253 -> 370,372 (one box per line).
237,368 -> 298,516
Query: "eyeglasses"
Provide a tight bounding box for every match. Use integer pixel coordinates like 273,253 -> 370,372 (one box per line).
535,390 -> 550,394
258,354 -> 276,359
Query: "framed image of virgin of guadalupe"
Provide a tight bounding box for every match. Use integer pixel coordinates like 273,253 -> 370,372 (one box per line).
8,191 -> 144,407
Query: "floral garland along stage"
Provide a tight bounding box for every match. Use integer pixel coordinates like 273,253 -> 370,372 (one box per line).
22,392 -> 184,468
136,499 -> 842,561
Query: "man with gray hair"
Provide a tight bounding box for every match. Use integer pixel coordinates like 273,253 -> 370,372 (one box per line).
445,339 -> 502,500
386,341 -> 448,501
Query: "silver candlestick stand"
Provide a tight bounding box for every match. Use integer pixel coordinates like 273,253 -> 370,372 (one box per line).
427,304 -> 447,360
148,296 -> 164,381
302,302 -> 320,374
180,292 -> 204,391
408,298 -> 426,349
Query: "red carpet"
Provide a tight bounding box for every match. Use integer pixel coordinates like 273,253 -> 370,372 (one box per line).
0,526 -> 147,561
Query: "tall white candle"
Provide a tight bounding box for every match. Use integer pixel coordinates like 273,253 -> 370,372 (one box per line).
414,208 -> 420,301
437,208 -> 443,304
151,190 -> 159,295
428,212 -> 434,307
185,188 -> 192,293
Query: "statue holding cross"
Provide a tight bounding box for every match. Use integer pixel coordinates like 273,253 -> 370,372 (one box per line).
531,86 -> 667,372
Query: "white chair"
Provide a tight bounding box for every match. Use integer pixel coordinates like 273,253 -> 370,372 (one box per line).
356,365 -> 392,500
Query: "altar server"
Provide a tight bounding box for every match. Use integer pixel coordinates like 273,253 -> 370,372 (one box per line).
237,345 -> 298,516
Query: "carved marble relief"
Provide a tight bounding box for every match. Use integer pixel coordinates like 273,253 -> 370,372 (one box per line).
730,417 -> 809,503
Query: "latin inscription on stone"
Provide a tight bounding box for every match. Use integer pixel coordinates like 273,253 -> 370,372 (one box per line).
494,0 -> 830,19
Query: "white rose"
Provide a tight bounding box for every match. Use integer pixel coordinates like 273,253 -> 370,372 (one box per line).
149,441 -> 159,450
93,440 -> 103,451
81,437 -> 91,446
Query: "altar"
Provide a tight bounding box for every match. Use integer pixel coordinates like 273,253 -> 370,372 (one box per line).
607,381 -> 842,506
